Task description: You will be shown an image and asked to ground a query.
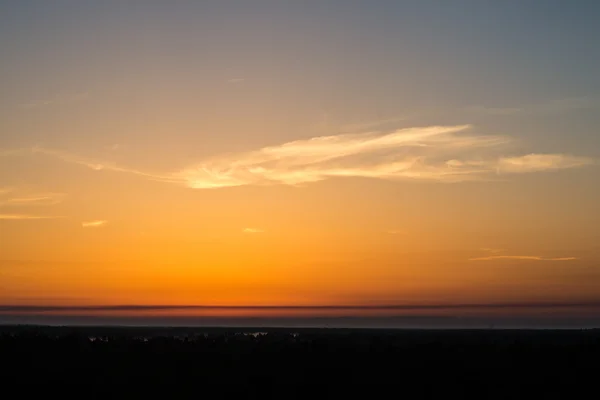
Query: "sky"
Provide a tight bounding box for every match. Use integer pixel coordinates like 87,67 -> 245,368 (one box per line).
1,0 -> 600,327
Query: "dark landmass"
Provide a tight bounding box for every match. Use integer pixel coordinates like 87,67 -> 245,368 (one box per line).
2,325 -> 598,398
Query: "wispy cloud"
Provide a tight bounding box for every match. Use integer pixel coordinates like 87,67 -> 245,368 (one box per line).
29,147 -> 177,183
0,192 -> 65,206
481,248 -> 505,254
470,255 -> 577,261
82,220 -> 107,228
471,248 -> 576,261
0,214 -> 64,220
227,78 -> 245,84
340,116 -> 407,133
243,228 -> 264,234
175,125 -> 495,188
496,154 -> 593,174
7,124 -> 594,190
465,96 -> 597,117
32,147 -> 121,171
174,125 -> 592,189
0,188 -> 65,219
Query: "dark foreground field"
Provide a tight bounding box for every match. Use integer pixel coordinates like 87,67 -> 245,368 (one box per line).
1,326 -> 598,399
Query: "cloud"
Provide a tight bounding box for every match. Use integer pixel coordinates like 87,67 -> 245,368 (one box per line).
174,125 -> 593,189
0,193 -> 65,206
29,147 -> 178,183
465,96 -> 597,117
470,255 -> 577,261
31,147 -> 119,172
82,220 -> 107,228
481,248 -> 505,254
0,187 -> 65,207
8,124 -> 594,190
0,214 -> 64,220
340,116 -> 407,132
175,125 -> 503,188
471,248 -> 576,261
227,78 -> 245,83
243,228 -> 264,234
496,154 -> 594,174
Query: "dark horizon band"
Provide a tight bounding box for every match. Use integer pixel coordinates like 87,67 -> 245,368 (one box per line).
2,301 -> 600,313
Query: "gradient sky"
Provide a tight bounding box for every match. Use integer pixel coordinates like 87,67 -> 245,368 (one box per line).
1,1 -> 600,325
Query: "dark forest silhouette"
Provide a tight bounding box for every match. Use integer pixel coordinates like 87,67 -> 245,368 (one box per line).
1,326 -> 598,398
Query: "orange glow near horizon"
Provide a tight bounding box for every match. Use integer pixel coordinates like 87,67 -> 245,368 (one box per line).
1,2 -> 600,326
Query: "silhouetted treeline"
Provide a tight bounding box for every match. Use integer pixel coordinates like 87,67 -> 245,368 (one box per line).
1,326 -> 598,398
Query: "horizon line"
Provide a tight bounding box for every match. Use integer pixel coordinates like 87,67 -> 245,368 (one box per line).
3,301 -> 600,313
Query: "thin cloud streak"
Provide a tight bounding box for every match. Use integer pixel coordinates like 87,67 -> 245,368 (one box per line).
340,116 -> 407,132
0,193 -> 66,206
0,214 -> 64,220
82,220 -> 107,228
243,228 -> 264,234
29,147 -> 179,183
481,248 -> 505,254
465,96 -> 597,117
470,255 -> 577,261
496,154 -> 593,174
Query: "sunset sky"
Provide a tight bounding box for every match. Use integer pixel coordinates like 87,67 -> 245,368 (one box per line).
1,1 -> 599,326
